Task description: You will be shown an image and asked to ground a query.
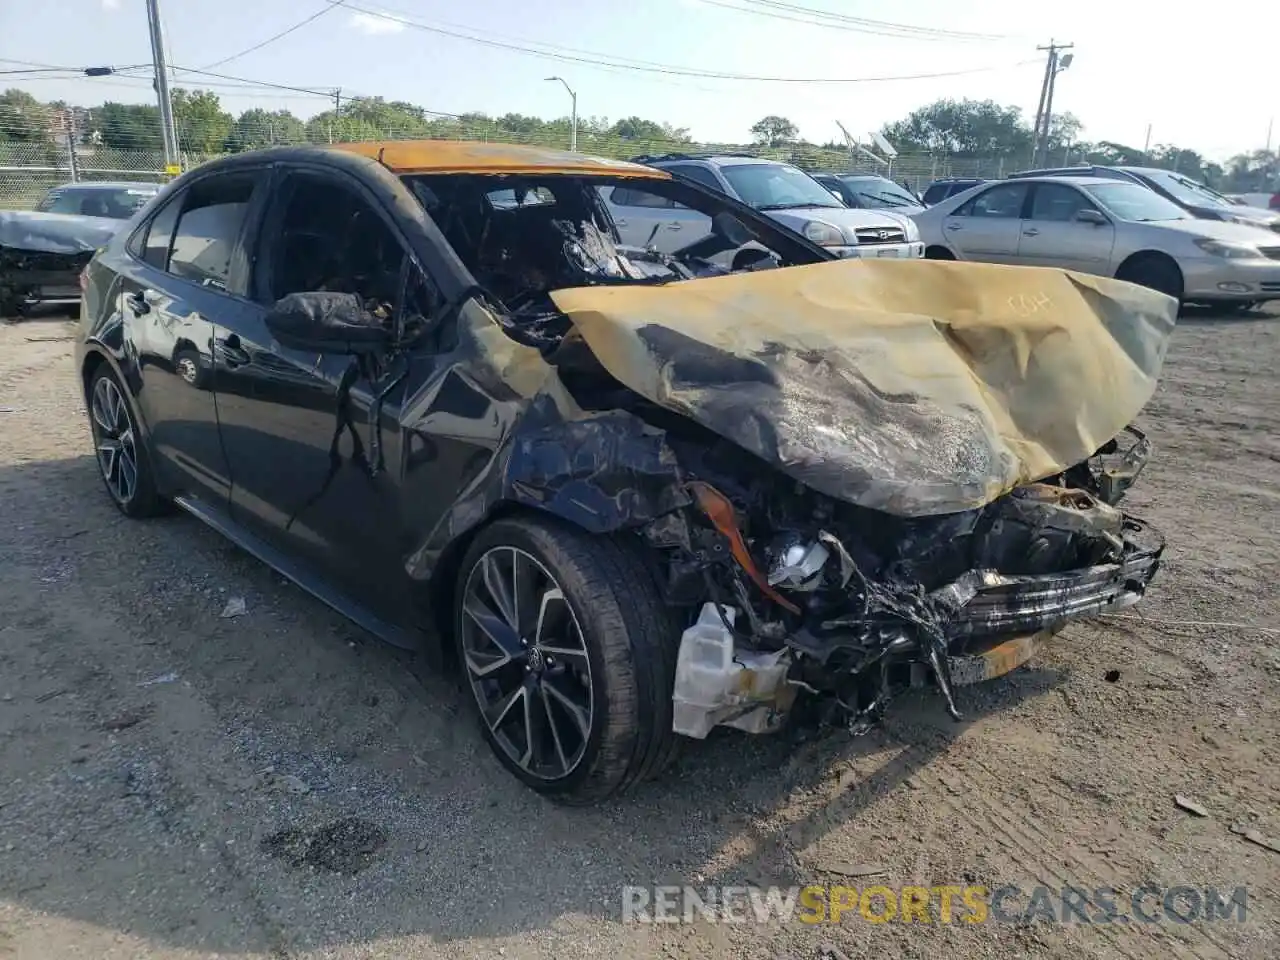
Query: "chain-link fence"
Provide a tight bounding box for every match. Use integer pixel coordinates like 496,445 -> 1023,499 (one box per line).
0,121 -> 1014,210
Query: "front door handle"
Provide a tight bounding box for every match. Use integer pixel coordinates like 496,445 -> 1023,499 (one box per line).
614,218 -> 628,227
1022,228 -> 1040,237
944,223 -> 962,232
126,289 -> 151,316
667,222 -> 683,230
216,334 -> 252,368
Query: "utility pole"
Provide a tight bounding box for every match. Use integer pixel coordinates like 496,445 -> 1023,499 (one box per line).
144,0 -> 181,173
1144,123 -> 1153,156
65,110 -> 80,183
1267,118 -> 1274,153
1033,42 -> 1073,167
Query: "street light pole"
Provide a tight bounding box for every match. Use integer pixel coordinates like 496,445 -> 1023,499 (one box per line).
144,0 -> 181,171
545,76 -> 577,151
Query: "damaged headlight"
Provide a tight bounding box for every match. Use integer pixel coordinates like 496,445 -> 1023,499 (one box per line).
767,536 -> 830,591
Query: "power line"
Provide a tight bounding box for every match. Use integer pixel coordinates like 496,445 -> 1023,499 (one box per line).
172,66 -> 336,98
697,0 -> 1012,42
201,2 -> 342,69
335,1 -> 1031,83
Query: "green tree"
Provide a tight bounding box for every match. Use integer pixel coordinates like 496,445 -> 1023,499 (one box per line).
882,98 -> 1032,158
226,108 -> 305,150
170,89 -> 233,154
88,101 -> 162,150
1219,149 -> 1278,192
0,89 -> 52,142
750,115 -> 798,147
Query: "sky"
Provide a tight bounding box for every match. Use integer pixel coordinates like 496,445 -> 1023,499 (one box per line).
2,0 -> 1276,161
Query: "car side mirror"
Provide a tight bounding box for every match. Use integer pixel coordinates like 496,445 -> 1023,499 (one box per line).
264,292 -> 391,356
1076,208 -> 1108,226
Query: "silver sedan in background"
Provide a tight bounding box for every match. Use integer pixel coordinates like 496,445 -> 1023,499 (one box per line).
911,176 -> 1280,309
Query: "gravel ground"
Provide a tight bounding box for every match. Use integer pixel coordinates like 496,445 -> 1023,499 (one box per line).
0,304 -> 1277,959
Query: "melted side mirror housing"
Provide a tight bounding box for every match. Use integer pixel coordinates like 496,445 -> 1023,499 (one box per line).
264,292 -> 390,356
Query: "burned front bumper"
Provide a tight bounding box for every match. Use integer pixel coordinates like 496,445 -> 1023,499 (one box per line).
786,516 -> 1164,696
945,517 -> 1163,642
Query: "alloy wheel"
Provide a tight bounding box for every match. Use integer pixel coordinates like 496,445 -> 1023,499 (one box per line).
90,375 -> 138,505
176,355 -> 198,384
460,546 -> 594,780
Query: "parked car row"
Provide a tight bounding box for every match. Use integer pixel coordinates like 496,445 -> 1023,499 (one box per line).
620,153 -> 924,260
613,153 -> 1280,309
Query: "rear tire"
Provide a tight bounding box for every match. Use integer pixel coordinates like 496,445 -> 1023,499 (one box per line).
453,516 -> 679,804
1116,253 -> 1183,301
86,366 -> 165,518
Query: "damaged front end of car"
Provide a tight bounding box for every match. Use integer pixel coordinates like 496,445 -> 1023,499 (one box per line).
638,425 -> 1162,739
0,211 -> 118,316
530,257 -> 1176,739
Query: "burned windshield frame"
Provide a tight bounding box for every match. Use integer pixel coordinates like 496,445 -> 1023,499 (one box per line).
398,170 -> 833,317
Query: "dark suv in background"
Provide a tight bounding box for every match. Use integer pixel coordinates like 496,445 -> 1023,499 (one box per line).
921,178 -> 988,205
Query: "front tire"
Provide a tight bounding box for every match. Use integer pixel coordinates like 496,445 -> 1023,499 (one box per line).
454,517 -> 678,804
87,367 -> 164,518
1116,253 -> 1183,301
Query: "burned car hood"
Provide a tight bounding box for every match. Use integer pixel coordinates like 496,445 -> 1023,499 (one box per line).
548,259 -> 1176,517
0,210 -> 122,255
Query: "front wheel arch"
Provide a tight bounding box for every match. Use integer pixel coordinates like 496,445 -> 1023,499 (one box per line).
925,244 -> 957,260
1115,251 -> 1184,300
451,513 -> 680,803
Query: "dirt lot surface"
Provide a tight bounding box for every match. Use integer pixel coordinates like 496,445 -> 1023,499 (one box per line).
0,306 -> 1277,959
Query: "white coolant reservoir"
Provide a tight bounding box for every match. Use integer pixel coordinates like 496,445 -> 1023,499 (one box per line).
671,603 -> 793,739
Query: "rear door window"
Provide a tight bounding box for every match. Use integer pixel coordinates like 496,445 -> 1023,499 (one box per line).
922,183 -> 950,205
166,174 -> 258,291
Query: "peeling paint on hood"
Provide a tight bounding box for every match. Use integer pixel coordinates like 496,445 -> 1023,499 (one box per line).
549,258 -> 1177,517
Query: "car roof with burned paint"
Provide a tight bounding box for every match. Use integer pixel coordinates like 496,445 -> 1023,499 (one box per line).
331,140 -> 671,178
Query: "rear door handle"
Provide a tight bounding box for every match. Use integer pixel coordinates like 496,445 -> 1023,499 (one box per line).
614,218 -> 628,227
126,288 -> 152,316
666,222 -> 683,230
1022,228 -> 1040,236
216,334 -> 252,368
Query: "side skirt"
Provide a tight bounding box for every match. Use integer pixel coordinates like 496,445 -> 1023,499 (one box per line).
173,494 -> 422,651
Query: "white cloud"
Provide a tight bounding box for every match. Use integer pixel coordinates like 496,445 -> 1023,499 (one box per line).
348,11 -> 405,35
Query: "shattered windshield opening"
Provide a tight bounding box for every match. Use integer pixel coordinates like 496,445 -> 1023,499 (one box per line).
402,172 -> 824,345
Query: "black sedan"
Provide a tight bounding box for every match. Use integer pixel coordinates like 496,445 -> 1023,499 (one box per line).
76,141 -> 1168,803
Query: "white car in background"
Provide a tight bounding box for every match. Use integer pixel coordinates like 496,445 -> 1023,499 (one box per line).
911,176 -> 1280,310
607,153 -> 923,265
